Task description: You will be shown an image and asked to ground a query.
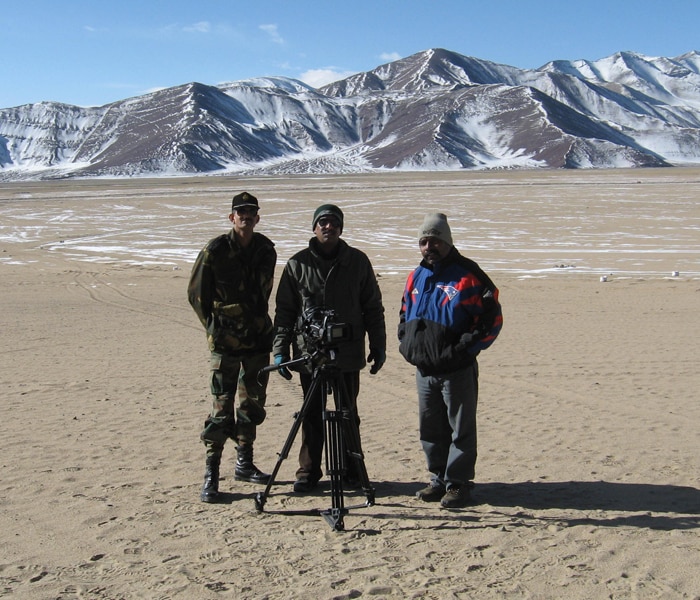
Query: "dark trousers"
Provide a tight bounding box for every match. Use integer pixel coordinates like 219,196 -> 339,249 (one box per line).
416,361 -> 479,488
296,370 -> 360,481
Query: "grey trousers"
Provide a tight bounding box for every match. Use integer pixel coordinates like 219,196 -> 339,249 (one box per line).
416,361 -> 479,489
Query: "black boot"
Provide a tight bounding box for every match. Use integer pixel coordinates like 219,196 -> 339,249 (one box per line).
200,454 -> 221,503
234,445 -> 270,484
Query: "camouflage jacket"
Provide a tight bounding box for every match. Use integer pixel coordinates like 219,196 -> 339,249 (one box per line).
188,230 -> 276,355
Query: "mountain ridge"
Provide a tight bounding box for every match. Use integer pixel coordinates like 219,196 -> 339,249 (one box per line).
2,48 -> 699,180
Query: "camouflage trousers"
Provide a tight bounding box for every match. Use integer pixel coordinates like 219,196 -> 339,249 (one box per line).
200,351 -> 270,457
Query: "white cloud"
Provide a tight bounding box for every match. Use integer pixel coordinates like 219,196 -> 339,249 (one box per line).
299,68 -> 356,88
183,21 -> 211,33
260,24 -> 284,44
380,52 -> 402,62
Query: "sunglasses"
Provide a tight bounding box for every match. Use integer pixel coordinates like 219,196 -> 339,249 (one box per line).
317,216 -> 341,228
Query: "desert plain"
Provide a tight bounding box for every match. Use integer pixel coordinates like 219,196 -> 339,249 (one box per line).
1,168 -> 699,599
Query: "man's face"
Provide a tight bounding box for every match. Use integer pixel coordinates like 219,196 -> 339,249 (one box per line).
419,236 -> 450,264
230,206 -> 259,232
314,214 -> 342,247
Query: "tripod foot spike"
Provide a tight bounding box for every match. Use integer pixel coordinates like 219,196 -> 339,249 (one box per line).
254,491 -> 266,512
321,508 -> 346,531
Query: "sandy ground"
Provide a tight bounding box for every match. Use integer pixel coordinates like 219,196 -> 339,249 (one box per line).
1,169 -> 699,599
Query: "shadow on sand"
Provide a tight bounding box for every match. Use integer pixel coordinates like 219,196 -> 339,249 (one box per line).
212,479 -> 700,532
370,480 -> 700,531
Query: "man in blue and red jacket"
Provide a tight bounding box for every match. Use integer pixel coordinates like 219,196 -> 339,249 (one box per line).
399,212 -> 502,508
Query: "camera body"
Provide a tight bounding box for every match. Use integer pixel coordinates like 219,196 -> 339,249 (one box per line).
297,307 -> 351,355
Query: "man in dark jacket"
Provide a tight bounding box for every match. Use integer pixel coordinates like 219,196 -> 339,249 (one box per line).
188,192 -> 277,503
272,204 -> 386,493
399,213 -> 502,508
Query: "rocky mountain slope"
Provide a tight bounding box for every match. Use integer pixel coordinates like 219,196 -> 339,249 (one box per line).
1,48 -> 699,180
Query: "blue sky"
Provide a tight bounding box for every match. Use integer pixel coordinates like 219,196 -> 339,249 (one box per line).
3,0 -> 699,108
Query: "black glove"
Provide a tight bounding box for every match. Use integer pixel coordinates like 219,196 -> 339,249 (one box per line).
367,347 -> 386,374
455,332 -> 476,351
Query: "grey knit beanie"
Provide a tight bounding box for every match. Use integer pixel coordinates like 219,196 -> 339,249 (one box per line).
418,213 -> 453,246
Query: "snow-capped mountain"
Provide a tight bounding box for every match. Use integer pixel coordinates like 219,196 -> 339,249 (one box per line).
2,48 -> 700,180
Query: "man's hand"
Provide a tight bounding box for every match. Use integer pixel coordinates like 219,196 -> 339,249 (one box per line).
367,347 -> 386,374
274,354 -> 293,380
455,332 -> 476,351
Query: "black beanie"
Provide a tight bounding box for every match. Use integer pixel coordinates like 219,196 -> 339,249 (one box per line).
312,204 -> 344,231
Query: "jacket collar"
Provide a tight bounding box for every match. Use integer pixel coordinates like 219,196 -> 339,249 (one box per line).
420,245 -> 458,272
309,237 -> 348,262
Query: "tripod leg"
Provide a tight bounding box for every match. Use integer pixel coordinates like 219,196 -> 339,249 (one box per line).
322,408 -> 346,530
335,377 -> 376,506
340,411 -> 375,504
254,374 -> 325,512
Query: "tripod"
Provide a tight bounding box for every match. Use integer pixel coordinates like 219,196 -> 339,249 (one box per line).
254,353 -> 375,531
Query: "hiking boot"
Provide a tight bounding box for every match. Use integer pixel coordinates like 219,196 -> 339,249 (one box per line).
415,483 -> 446,502
440,486 -> 472,508
200,455 -> 221,503
293,475 -> 319,493
234,445 -> 270,484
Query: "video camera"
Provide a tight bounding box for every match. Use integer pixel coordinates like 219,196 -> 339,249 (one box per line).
258,306 -> 352,382
297,306 -> 351,355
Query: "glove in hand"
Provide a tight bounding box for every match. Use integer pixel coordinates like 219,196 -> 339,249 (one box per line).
367,347 -> 386,374
274,354 -> 293,380
455,332 -> 476,351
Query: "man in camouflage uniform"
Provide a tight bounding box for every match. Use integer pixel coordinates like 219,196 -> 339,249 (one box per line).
188,192 -> 277,503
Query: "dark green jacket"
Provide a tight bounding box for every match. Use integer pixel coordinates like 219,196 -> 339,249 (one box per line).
188,230 -> 276,355
273,238 -> 386,372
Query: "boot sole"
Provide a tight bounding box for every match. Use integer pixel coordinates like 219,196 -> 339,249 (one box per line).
234,474 -> 270,484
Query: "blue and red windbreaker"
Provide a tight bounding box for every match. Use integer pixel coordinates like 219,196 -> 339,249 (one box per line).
398,248 -> 502,375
